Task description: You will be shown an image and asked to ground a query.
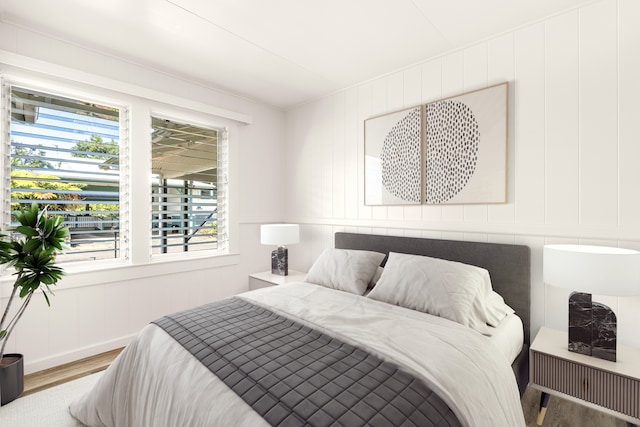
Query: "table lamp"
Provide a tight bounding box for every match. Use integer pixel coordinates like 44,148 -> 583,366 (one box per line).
543,244 -> 640,362
260,224 -> 299,276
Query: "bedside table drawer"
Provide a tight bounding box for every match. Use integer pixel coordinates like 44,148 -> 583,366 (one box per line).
532,351 -> 640,419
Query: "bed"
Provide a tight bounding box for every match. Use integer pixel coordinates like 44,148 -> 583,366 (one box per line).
334,232 -> 531,395
69,232 -> 530,427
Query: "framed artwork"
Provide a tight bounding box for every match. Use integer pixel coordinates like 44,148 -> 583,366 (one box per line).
424,82 -> 507,205
364,106 -> 423,206
364,82 -> 508,206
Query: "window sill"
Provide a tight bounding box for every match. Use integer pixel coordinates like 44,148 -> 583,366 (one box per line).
0,252 -> 240,297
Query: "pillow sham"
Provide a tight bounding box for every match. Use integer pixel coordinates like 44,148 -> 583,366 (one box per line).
367,252 -> 513,334
304,248 -> 385,295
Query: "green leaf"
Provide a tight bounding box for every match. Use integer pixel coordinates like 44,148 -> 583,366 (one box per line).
0,330 -> 6,339
42,291 -> 51,307
16,225 -> 39,237
41,220 -> 53,238
55,228 -> 70,238
40,274 -> 54,285
49,273 -> 64,282
52,216 -> 63,227
22,238 -> 41,253
19,286 -> 31,298
21,204 -> 38,226
36,249 -> 51,263
43,283 -> 56,294
14,276 -> 26,288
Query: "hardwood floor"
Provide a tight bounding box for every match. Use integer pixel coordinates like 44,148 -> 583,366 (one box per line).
23,348 -> 123,396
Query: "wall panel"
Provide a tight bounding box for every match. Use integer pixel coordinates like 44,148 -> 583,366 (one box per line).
283,106 -> 306,220
487,33 -> 516,224
357,83 -> 373,220
618,0 -> 640,229
332,93 -> 346,219
47,285 -> 80,358
545,11 -> 580,225
102,282 -> 131,341
514,23 -> 546,225
12,296 -> 49,366
311,122 -> 323,218
77,285 -> 107,348
371,78 -> 389,221
579,0 -> 618,226
344,87 -> 360,219
462,43 -> 489,223
288,103 -> 319,221
321,98 -> 334,219
403,65 -> 422,107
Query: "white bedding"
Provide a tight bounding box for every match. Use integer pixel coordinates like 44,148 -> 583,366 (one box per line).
70,282 -> 525,427
488,312 -> 524,363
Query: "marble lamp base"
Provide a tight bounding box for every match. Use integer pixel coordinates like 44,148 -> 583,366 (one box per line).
271,246 -> 288,276
568,292 -> 617,362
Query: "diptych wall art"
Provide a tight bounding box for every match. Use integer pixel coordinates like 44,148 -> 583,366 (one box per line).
364,82 -> 508,206
364,106 -> 422,205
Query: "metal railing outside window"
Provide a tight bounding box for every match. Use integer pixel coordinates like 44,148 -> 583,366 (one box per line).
150,116 -> 222,255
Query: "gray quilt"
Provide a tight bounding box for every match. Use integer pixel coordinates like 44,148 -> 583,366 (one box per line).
153,297 -> 462,427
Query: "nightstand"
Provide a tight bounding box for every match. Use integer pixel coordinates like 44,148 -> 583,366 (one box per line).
530,327 -> 640,426
248,270 -> 307,291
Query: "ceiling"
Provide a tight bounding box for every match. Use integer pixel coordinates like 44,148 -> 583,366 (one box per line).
1,0 -> 594,109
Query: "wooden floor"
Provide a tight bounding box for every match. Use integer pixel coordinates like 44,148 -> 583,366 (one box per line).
23,348 -> 123,396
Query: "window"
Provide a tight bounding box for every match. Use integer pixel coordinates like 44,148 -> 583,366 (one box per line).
5,85 -> 127,263
3,80 -> 230,267
150,116 -> 225,255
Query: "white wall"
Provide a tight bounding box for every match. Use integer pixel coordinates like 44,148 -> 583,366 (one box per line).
284,0 -> 640,348
0,21 -> 284,373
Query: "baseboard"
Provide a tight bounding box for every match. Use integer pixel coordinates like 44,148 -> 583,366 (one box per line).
23,335 -> 134,375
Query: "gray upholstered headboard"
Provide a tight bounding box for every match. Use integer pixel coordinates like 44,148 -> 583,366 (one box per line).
335,232 -> 532,345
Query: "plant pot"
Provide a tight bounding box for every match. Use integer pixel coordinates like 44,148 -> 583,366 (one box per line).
1,353 -> 24,406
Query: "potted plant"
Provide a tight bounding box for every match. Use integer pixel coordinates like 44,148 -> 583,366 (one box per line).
0,203 -> 69,405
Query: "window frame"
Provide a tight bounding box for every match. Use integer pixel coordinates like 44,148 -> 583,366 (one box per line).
0,69 -> 240,288
5,83 -> 130,264
149,111 -> 228,258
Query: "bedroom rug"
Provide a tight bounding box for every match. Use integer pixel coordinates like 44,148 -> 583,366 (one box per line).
0,371 -> 627,427
0,372 -> 102,427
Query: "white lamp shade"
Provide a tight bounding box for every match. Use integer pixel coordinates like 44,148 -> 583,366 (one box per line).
260,224 -> 299,246
543,244 -> 640,296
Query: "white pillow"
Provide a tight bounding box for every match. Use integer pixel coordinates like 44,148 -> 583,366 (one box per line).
473,279 -> 515,328
304,249 -> 385,295
367,252 -> 513,334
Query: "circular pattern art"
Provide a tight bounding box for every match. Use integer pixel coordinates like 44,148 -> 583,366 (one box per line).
425,100 -> 480,204
380,108 -> 421,203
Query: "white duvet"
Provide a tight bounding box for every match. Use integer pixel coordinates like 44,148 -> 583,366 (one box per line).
69,282 -> 526,427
